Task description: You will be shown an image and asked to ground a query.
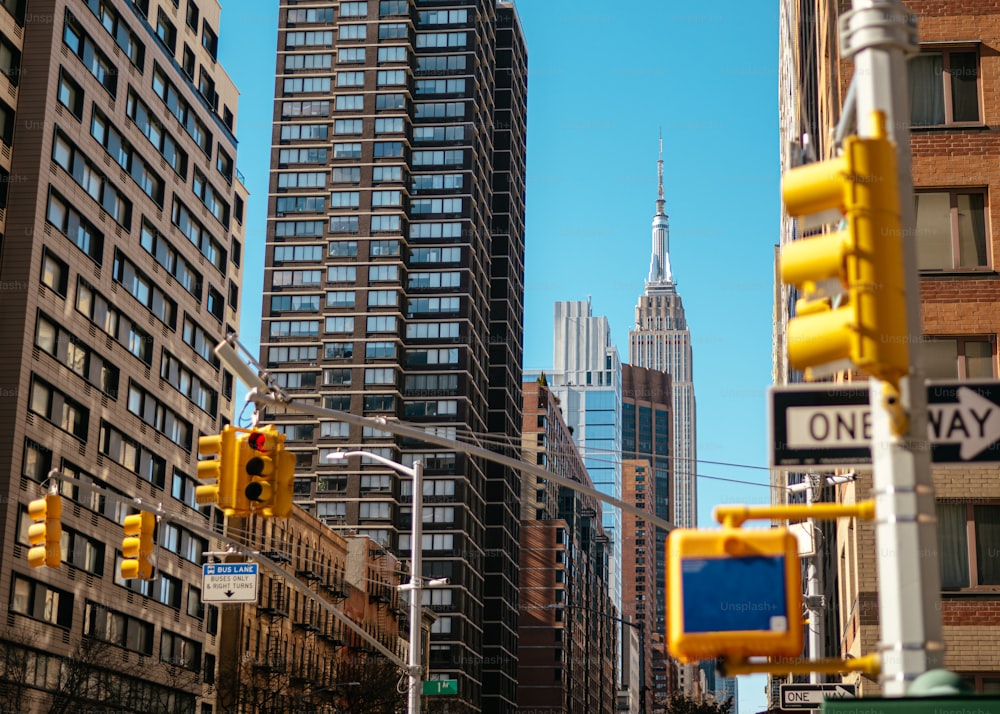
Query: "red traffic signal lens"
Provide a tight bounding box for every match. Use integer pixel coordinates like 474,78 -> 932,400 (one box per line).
247,432 -> 267,451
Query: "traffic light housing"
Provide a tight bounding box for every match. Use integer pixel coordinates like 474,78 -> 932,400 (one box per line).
240,425 -> 295,518
121,511 -> 156,580
667,527 -> 803,663
26,494 -> 62,568
197,426 -> 238,513
780,111 -> 909,386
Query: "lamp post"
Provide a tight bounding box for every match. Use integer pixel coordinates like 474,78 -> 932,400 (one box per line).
547,604 -> 646,714
327,450 -> 425,714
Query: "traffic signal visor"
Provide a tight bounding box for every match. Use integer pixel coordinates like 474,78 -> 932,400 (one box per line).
243,426 -> 280,516
27,494 -> 62,568
667,527 -> 803,663
780,111 -> 909,385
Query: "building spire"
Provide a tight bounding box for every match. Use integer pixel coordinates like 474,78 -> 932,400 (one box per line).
656,127 -> 665,214
647,129 -> 672,286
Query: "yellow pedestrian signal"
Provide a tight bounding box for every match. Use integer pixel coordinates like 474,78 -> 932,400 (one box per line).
27,494 -> 62,568
121,511 -> 156,580
667,527 -> 802,663
780,111 -> 909,386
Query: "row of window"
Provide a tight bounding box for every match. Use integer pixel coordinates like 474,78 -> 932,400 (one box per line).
273,215 -> 464,241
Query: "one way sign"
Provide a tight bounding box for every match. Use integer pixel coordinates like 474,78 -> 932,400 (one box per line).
781,683 -> 856,710
771,380 -> 1000,468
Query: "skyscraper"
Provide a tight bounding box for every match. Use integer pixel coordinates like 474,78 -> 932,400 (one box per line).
628,138 -> 697,530
260,2 -> 527,711
526,299 -> 624,645
0,0 -> 246,709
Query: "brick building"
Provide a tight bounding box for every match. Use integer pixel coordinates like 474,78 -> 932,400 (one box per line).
217,511 -> 406,713
518,378 -> 618,714
776,0 -> 1000,701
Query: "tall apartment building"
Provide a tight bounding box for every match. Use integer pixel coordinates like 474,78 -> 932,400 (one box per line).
628,141 -> 697,530
260,2 -> 528,711
527,299 -> 624,627
0,0 -> 246,711
776,0 -> 1000,699
518,378 -> 618,714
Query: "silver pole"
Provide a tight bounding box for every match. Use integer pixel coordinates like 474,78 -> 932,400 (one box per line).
407,460 -> 425,714
806,474 -> 823,714
841,0 -> 944,694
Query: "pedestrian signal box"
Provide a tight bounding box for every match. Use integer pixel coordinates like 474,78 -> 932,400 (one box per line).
667,527 -> 802,663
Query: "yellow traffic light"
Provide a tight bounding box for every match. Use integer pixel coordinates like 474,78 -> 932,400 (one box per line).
26,494 -> 62,568
667,527 -> 802,663
240,425 -> 295,518
121,511 -> 156,580
197,426 -> 238,511
780,111 -> 909,386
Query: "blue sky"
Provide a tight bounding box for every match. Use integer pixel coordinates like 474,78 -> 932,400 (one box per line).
219,2 -> 778,711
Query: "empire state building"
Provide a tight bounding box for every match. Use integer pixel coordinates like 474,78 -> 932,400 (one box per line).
628,138 -> 698,529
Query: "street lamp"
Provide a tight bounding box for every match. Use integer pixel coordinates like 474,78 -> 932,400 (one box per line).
546,603 -> 647,714
327,450 -> 427,714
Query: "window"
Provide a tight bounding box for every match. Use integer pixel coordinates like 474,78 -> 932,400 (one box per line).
338,47 -> 366,64
30,375 -> 88,439
57,69 -> 84,119
369,265 -> 399,282
83,0 -> 144,69
915,189 -> 988,270
127,381 -> 192,450
185,0 -> 199,29
47,189 -> 103,264
162,352 -> 217,415
41,250 -> 69,296
938,502 -> 1000,588
36,313 -> 119,397
379,1 -> 407,16
152,64 -> 211,156
337,71 -> 365,87
76,278 -> 154,365
113,251 -> 177,328
63,13 -> 117,96
924,337 -> 994,379
162,630 -> 201,671
287,7 -> 334,23
156,9 -> 177,52
274,244 -> 323,262
360,502 -> 391,519
0,32 -> 21,85
202,22 -> 218,59
341,1 -> 368,15
910,49 -> 980,126
339,24 -> 367,40
375,93 -> 405,110
280,123 -> 329,141
285,52 -> 332,70
85,601 -> 153,655
327,291 -> 355,308
126,89 -> 188,178
371,215 -> 401,232
10,575 -> 73,627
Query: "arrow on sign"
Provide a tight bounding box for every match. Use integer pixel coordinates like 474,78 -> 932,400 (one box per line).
927,387 -> 1000,460
829,685 -> 855,698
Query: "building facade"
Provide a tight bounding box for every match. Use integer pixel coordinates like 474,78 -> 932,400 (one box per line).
518,378 -> 618,714
776,0 -> 1000,700
259,2 -> 528,711
217,511 -> 406,713
0,0 -> 246,711
621,459 -> 657,714
528,299 -> 624,620
628,141 -> 697,531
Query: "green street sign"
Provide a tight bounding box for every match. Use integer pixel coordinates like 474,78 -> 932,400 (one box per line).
422,679 -> 458,696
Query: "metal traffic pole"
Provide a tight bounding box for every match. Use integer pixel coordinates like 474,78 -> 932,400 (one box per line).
840,0 -> 945,694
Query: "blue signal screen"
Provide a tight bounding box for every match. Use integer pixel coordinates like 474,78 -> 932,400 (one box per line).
681,555 -> 789,634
